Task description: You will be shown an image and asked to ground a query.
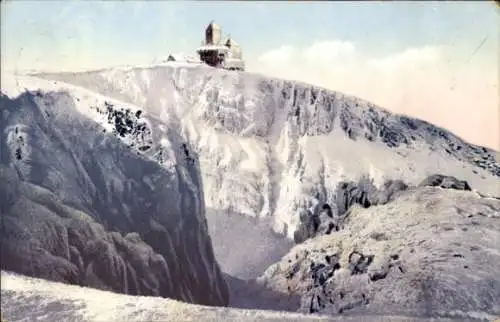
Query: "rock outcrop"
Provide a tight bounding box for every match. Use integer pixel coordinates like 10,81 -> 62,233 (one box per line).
0,90 -> 229,306
294,174 -> 478,243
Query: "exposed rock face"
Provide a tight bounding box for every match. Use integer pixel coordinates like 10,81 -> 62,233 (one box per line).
0,91 -> 229,306
294,177 -> 409,243
294,174 -> 480,243
259,187 -> 500,321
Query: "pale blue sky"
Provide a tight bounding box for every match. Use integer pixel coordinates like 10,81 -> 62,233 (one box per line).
1,1 -> 499,148
1,1 -> 498,71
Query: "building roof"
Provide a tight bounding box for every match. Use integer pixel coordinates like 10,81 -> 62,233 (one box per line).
206,20 -> 221,31
223,37 -> 240,47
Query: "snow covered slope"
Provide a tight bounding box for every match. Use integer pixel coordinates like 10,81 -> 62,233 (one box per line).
0,74 -> 228,306
36,65 -> 500,241
258,186 -> 500,321
0,271 -> 467,322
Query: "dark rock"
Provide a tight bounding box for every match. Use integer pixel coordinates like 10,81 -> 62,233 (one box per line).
335,177 -> 378,216
294,209 -> 321,243
419,174 -> 471,191
321,204 -> 333,217
348,251 -> 374,275
369,270 -> 388,282
379,123 -> 408,148
370,232 -> 389,241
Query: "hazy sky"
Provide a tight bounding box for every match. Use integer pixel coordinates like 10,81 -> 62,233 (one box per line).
2,1 -> 499,149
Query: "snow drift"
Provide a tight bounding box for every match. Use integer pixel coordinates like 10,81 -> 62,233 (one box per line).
0,76 -> 228,306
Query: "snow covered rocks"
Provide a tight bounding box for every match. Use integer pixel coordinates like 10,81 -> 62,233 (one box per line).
0,86 -> 229,306
293,174 -> 476,243
258,187 -> 500,320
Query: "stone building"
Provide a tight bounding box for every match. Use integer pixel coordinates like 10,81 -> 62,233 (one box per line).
196,21 -> 245,71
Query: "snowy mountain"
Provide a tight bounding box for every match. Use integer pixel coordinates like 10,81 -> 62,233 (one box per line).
0,74 -> 229,306
1,64 -> 499,321
36,64 -> 499,243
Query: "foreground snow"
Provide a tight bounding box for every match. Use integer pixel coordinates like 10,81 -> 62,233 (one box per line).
259,187 -> 500,321
1,271 -> 466,322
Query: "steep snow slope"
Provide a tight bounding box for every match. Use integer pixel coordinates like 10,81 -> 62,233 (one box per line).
0,271 -> 467,322
258,186 -> 500,321
0,74 -> 228,306
37,65 -> 500,243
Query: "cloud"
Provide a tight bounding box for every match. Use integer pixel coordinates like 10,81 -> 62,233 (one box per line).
250,41 -> 499,150
368,46 -> 442,72
258,45 -> 296,65
302,40 -> 356,65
